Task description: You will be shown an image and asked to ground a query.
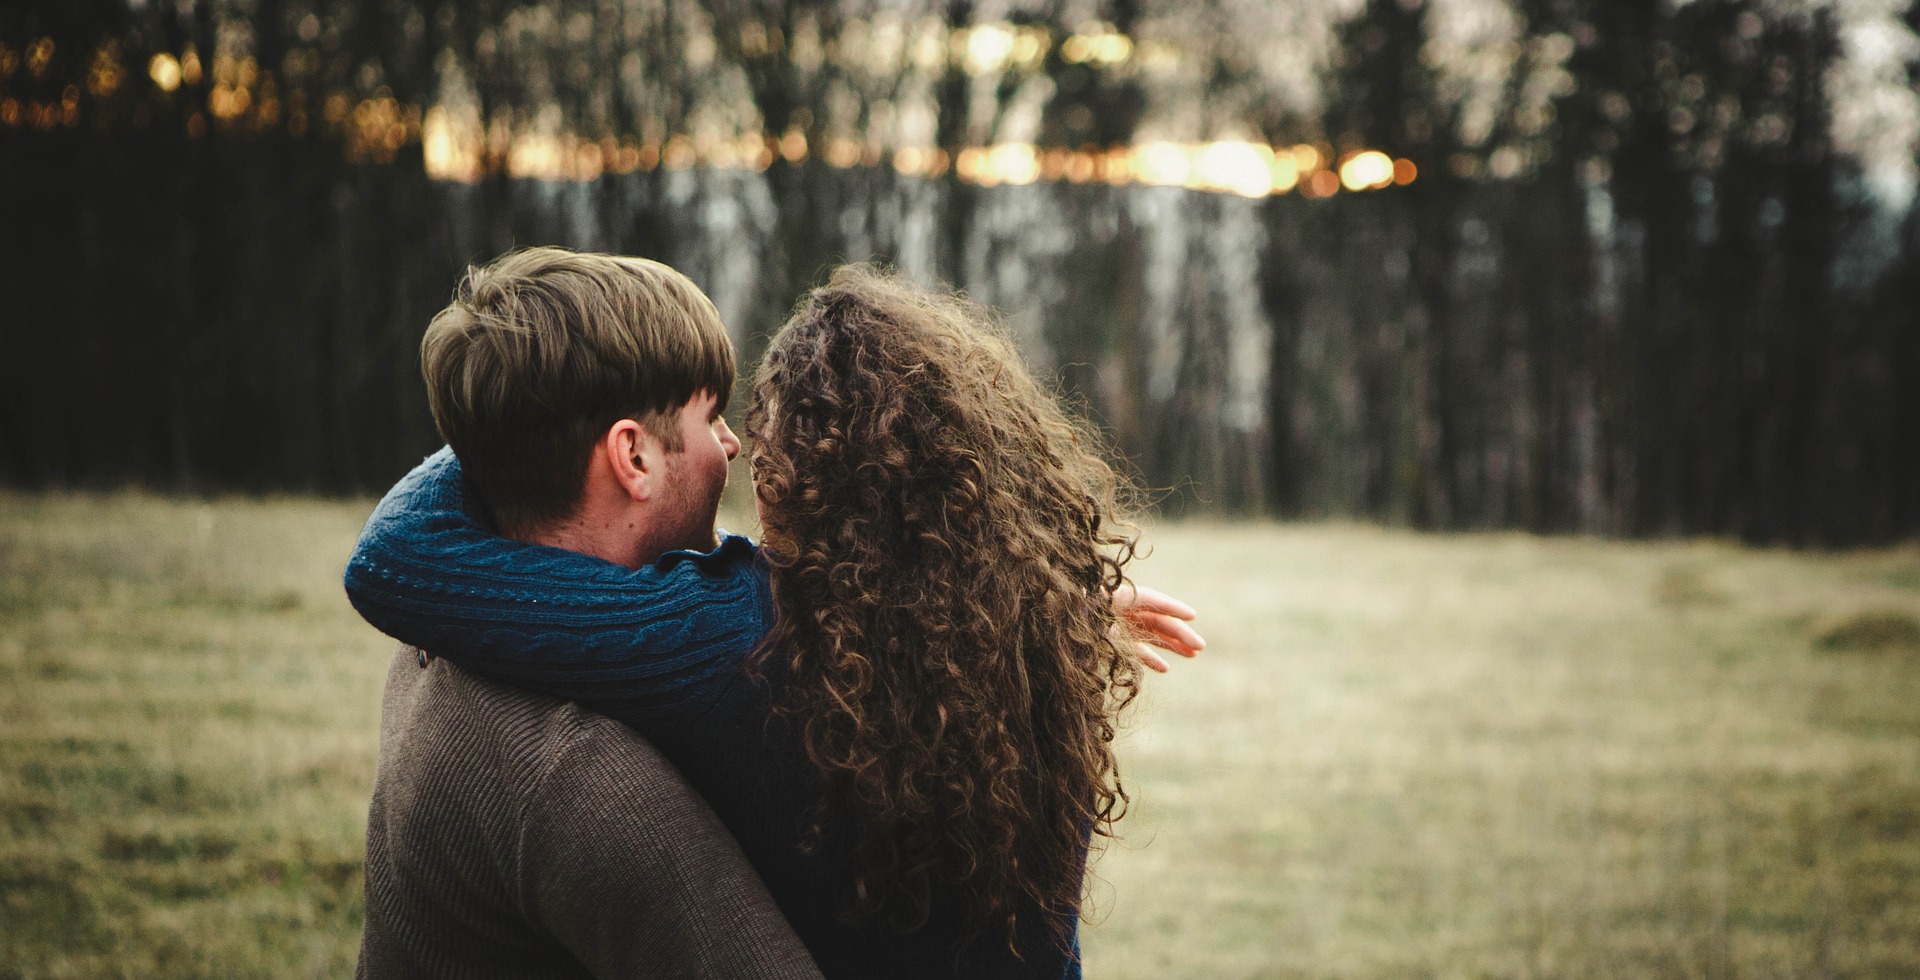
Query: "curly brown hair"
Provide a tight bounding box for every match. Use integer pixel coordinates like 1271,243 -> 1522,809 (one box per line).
744,265 -> 1143,955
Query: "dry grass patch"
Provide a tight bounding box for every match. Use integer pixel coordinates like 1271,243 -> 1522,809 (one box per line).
0,492 -> 386,978
2,496 -> 1918,977
1081,524 -> 1920,979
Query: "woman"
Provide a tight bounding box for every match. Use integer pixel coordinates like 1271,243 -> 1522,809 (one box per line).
346,266 -> 1194,977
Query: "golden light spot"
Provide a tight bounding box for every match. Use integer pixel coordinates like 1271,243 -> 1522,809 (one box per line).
180,49 -> 202,86
507,133 -> 563,179
87,46 -> 123,97
1062,28 -> 1132,67
0,44 -> 17,80
210,85 -> 254,121
1065,151 -> 1096,183
1010,29 -> 1048,69
1134,141 -> 1190,187
1393,158 -> 1418,185
778,128 -> 807,163
56,85 -> 80,125
337,94 -> 409,161
149,53 -> 182,92
1339,150 -> 1395,191
985,144 -> 1039,185
823,137 -> 861,168
1488,146 -> 1523,179
1040,148 -> 1070,182
663,135 -> 696,170
422,106 -> 457,178
574,140 -> 604,180
954,146 -> 984,182
736,133 -> 770,169
1289,144 -> 1322,173
1271,155 -> 1301,194
613,142 -> 641,174
0,100 -> 18,127
962,24 -> 1015,76
26,37 -> 54,78
1136,40 -> 1180,74
909,29 -> 946,72
1196,141 -> 1275,198
892,146 -> 929,176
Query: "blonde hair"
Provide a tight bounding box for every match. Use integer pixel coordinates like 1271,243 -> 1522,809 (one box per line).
421,247 -> 734,533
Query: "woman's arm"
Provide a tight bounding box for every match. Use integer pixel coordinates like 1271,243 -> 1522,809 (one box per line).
342,448 -> 771,716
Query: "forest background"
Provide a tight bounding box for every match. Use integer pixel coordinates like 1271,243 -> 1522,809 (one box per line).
3,0 -> 1918,545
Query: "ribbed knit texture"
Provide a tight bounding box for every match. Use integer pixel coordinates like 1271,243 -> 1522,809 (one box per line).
344,447 -> 771,716
358,648 -> 822,979
345,450 -> 1082,980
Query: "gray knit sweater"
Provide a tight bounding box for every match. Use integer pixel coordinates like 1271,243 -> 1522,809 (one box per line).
358,647 -> 822,979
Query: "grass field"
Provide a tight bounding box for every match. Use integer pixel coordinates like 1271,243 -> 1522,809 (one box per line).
3,492 -> 1919,978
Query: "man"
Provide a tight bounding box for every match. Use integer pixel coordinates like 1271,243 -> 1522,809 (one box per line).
355,248 -> 820,978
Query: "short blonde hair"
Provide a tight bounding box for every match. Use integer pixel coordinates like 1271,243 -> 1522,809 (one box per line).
421,247 -> 734,533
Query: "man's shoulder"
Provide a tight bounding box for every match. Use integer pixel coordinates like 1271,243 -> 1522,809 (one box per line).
383,645 -> 561,732
363,648 -> 821,979
378,647 -> 574,798
376,646 -> 690,796
387,647 -> 561,717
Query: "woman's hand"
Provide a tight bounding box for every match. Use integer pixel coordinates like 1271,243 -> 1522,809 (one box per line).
1112,583 -> 1205,673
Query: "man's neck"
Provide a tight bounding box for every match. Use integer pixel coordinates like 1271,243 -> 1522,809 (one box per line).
515,512 -> 713,571
516,516 -> 654,571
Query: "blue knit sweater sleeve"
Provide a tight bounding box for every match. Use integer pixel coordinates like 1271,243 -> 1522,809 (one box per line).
342,447 -> 771,717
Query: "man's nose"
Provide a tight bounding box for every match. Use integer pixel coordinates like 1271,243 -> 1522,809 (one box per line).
719,419 -> 741,460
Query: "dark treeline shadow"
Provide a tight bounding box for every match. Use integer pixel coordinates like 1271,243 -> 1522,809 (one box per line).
1,0 -> 1915,545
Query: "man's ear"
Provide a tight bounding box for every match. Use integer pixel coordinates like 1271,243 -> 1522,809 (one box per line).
602,419 -> 658,503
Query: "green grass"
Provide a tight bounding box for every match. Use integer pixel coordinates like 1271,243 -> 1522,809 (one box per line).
1087,525 -> 1920,979
0,493 -> 383,978
3,495 -> 1918,978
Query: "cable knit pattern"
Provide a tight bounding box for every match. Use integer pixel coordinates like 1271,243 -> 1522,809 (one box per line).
343,447 -> 772,715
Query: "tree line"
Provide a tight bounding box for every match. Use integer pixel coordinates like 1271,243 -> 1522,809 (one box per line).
1,0 -> 1915,544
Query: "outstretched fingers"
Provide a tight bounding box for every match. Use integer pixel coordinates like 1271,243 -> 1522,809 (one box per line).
1111,583 -> 1207,672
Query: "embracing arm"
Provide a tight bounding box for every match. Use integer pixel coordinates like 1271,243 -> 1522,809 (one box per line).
342,448 -> 771,714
